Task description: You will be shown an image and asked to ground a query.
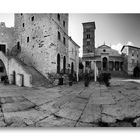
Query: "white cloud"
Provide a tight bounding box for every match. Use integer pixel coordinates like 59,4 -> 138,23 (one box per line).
111,43 -> 123,53
126,41 -> 134,46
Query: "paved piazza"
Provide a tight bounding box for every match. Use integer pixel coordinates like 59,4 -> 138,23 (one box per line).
0,78 -> 140,127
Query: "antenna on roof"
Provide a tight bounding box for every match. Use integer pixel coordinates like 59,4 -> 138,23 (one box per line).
104,41 -> 105,45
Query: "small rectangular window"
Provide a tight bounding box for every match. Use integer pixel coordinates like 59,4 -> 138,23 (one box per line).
58,31 -> 61,40
22,23 -> 24,27
31,16 -> 34,21
63,37 -> 66,45
57,14 -> 60,21
63,21 -> 65,27
87,34 -> 90,39
27,37 -> 29,43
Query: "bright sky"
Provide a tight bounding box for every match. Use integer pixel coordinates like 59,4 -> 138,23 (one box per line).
1,13 -> 140,57
69,14 -> 140,56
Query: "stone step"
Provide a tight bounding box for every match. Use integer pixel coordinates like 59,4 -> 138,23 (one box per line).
15,57 -> 50,87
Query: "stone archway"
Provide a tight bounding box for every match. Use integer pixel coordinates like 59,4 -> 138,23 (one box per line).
102,57 -> 108,71
0,59 -> 8,82
0,51 -> 9,80
133,66 -> 140,78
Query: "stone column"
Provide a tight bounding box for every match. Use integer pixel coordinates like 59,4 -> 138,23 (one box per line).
94,61 -> 97,82
113,61 -> 115,71
101,59 -> 103,71
83,61 -> 85,73
91,61 -> 94,70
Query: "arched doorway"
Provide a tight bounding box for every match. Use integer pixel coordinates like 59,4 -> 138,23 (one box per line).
0,59 -> 7,82
71,62 -> 74,74
63,56 -> 66,74
57,53 -> 60,73
102,57 -> 108,71
13,71 -> 16,85
133,66 -> 140,78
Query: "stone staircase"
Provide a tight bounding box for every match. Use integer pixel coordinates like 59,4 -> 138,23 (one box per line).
14,57 -> 51,87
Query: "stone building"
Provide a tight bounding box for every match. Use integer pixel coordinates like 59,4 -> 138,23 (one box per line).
68,37 -> 80,81
95,44 -> 123,72
0,13 -> 80,87
121,45 -> 140,76
0,22 -> 15,81
82,22 -> 96,72
82,21 -> 123,78
0,22 -> 32,87
14,13 -> 69,77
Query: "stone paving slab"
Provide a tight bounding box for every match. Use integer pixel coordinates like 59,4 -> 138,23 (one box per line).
79,112 -> 101,123
36,101 -> 60,114
75,121 -> 97,127
90,96 -> 116,105
102,104 -> 123,119
36,115 -> 76,127
60,102 -> 86,111
71,96 -> 88,104
3,109 -> 47,125
0,79 -> 140,127
25,97 -> 54,106
0,96 -> 26,104
79,104 -> 101,123
55,108 -> 82,121
2,101 -> 36,112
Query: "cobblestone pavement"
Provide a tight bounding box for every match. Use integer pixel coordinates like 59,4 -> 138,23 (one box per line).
0,78 -> 140,127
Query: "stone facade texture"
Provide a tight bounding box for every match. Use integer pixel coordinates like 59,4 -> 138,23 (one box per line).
68,37 -> 80,79
14,14 -> 69,77
0,13 -> 80,87
121,45 -> 140,75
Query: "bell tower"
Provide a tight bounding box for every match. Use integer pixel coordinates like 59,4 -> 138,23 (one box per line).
82,22 -> 96,55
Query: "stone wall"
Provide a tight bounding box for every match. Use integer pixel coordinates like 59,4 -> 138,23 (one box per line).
0,22 -> 15,55
14,14 -> 69,78
9,58 -> 32,87
68,37 -> 79,73
127,47 -> 140,75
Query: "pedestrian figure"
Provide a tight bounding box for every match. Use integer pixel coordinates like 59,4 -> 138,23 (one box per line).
84,67 -> 90,87
68,73 -> 73,86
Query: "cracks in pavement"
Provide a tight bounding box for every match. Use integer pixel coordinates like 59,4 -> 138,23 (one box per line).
73,88 -> 93,127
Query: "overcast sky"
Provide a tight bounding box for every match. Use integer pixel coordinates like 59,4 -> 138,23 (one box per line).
1,13 -> 140,57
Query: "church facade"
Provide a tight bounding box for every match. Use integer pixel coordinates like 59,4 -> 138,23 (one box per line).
95,44 -> 123,72
82,21 -> 123,76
